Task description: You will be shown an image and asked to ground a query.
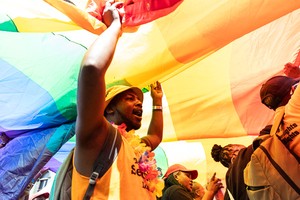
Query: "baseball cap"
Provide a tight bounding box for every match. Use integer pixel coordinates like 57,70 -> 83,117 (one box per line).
163,164 -> 198,180
105,85 -> 143,109
260,76 -> 298,110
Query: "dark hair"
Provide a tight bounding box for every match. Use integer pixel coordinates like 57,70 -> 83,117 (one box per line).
162,173 -> 180,195
211,144 -> 235,168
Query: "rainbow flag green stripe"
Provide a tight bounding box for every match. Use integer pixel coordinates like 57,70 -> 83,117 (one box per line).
0,30 -> 86,130
0,14 -> 18,32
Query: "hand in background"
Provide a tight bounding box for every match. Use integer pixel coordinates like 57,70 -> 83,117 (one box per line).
205,173 -> 224,200
284,62 -> 300,78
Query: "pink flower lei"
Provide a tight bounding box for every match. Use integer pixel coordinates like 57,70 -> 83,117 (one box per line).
114,123 -> 164,197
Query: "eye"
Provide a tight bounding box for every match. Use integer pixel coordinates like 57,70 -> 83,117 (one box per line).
184,173 -> 191,178
125,94 -> 135,101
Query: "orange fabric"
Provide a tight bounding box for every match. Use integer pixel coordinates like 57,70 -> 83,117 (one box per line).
85,0 -> 183,26
44,0 -> 183,34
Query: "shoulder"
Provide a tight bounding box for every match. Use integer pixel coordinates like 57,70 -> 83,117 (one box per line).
285,87 -> 300,120
231,146 -> 253,169
165,184 -> 182,191
238,145 -> 253,158
163,185 -> 193,200
74,121 -> 116,176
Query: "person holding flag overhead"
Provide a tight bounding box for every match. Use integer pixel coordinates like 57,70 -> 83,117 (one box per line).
72,1 -> 164,199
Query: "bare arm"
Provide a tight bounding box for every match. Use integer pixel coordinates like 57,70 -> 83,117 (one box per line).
75,2 -> 122,176
142,81 -> 163,150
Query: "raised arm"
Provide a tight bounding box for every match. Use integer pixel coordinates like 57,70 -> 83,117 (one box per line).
203,173 -> 224,200
142,81 -> 163,150
75,2 -> 122,176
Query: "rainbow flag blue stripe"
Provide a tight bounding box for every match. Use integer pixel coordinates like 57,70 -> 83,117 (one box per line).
0,15 -> 85,198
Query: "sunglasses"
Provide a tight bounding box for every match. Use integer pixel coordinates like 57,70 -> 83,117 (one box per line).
261,94 -> 278,110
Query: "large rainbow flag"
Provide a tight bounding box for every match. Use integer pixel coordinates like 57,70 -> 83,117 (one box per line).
1,0 -> 300,198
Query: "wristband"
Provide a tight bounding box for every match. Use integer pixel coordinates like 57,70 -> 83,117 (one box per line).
153,105 -> 163,111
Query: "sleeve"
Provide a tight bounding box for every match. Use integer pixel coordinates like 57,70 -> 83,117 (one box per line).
226,146 -> 253,200
285,85 -> 300,122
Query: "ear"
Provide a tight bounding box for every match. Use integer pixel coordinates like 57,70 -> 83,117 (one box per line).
105,107 -> 114,115
173,172 -> 180,180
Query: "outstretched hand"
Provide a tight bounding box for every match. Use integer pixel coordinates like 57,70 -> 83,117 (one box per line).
102,1 -> 123,27
150,81 -> 163,101
206,173 -> 224,198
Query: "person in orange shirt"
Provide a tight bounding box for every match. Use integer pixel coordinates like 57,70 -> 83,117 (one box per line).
72,1 -> 164,199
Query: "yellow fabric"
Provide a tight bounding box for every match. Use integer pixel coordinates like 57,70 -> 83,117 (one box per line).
13,17 -> 81,32
44,0 -> 107,34
3,0 -> 300,141
71,136 -> 156,200
1,0 -> 82,32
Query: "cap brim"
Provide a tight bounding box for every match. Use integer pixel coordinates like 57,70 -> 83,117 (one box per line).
182,169 -> 198,180
105,86 -> 143,109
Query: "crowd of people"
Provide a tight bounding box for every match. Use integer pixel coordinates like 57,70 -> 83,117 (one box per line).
54,1 -> 225,199
28,1 -> 300,199
211,125 -> 272,200
210,63 -> 300,200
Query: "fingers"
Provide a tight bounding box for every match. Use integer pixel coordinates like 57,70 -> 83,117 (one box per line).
104,2 -> 118,13
114,2 -> 124,9
209,172 -> 216,182
206,172 -> 223,192
102,1 -> 123,27
105,0 -> 115,7
105,1 -> 123,12
104,0 -> 115,12
213,178 -> 224,189
155,81 -> 161,90
150,81 -> 161,90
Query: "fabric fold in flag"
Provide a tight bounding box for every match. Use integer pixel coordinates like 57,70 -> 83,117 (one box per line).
44,0 -> 183,34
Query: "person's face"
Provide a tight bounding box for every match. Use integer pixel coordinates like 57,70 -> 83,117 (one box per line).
111,90 -> 143,130
174,171 -> 193,192
192,182 -> 205,199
